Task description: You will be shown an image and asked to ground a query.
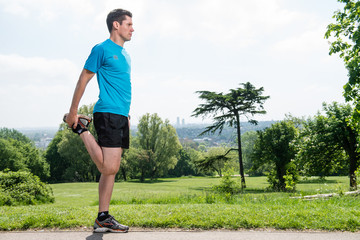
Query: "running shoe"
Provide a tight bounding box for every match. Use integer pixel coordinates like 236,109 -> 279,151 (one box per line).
93,215 -> 129,233
63,113 -> 92,135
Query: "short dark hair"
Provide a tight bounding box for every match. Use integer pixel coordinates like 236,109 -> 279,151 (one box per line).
106,9 -> 132,33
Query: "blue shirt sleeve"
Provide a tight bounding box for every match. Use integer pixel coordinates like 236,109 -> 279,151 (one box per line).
84,44 -> 104,73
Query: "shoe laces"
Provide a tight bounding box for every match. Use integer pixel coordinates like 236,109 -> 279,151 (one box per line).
108,215 -> 127,227
108,215 -> 119,224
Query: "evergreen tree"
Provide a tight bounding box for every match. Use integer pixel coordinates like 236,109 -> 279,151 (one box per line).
192,82 -> 269,188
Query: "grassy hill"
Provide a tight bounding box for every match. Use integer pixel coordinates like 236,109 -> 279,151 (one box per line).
1,176 -> 359,231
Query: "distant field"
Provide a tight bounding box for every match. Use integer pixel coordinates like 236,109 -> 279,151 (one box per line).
0,176 -> 359,231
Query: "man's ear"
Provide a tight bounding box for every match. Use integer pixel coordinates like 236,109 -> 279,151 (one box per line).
113,21 -> 120,30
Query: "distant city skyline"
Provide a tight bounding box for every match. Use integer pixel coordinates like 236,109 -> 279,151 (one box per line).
176,117 -> 186,126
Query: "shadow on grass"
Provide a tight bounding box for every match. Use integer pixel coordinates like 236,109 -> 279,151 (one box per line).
190,186 -> 274,194
127,179 -> 177,184
190,187 -> 212,191
298,178 -> 338,184
239,188 -> 274,194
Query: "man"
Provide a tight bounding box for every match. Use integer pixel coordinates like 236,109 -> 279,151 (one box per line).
64,8 -> 134,233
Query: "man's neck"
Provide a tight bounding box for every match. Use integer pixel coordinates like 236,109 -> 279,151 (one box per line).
110,34 -> 125,47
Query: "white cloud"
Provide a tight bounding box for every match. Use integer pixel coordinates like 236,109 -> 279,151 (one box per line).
0,54 -> 82,128
269,26 -> 330,61
0,0 -> 95,20
124,0 -> 302,48
0,54 -> 78,85
3,2 -> 29,17
193,0 -> 299,43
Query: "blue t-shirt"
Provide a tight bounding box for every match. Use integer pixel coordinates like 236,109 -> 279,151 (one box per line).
84,39 -> 131,117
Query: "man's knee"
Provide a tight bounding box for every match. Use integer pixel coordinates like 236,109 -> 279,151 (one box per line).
100,147 -> 122,175
100,164 -> 120,175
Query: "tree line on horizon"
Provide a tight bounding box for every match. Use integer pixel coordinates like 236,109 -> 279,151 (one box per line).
0,98 -> 358,191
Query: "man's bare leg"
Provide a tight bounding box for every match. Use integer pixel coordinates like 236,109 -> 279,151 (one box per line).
80,131 -> 104,170
78,131 -> 128,232
80,132 -> 122,212
98,147 -> 122,212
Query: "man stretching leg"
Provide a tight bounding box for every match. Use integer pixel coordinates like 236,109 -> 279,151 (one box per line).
64,9 -> 134,233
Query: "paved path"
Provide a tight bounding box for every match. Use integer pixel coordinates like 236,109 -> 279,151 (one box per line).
1,229 -> 359,240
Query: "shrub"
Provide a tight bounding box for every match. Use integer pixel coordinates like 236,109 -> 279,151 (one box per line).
0,170 -> 55,206
266,170 -> 281,190
267,162 -> 299,192
212,169 -> 241,196
284,162 -> 299,192
355,166 -> 360,189
284,171 -> 297,192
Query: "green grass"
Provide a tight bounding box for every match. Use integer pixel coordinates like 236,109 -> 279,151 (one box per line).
0,176 -> 359,231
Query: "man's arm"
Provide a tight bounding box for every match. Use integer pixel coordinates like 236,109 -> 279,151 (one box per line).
65,69 -> 95,129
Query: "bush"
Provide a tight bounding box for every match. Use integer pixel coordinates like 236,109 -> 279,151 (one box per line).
212,169 -> 241,196
0,170 -> 55,206
267,162 -> 299,192
355,166 -> 360,189
284,162 -> 299,192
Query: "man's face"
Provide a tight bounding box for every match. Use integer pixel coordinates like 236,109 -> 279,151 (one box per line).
117,16 -> 134,42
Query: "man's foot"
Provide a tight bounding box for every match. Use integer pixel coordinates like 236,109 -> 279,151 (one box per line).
63,113 -> 92,135
93,215 -> 129,233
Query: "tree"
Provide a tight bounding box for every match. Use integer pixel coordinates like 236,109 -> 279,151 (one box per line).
44,130 -> 68,183
325,0 -> 360,121
125,147 -> 151,182
11,140 -> 50,181
325,103 -> 359,188
57,130 -> 98,182
241,130 -> 272,176
297,102 -> 359,188
118,148 -> 130,181
0,138 -> 26,172
168,148 -> 199,177
0,128 -> 32,144
135,113 -> 182,180
195,147 -> 232,177
251,121 -> 298,191
0,128 -> 50,181
192,82 -> 269,188
295,114 -> 348,178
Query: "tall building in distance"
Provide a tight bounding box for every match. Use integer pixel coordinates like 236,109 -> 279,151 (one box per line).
175,117 -> 185,127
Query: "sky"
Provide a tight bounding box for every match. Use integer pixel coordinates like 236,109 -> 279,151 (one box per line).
0,0 -> 348,128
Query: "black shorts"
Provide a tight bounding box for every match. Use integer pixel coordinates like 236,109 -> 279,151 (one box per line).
93,112 -> 129,148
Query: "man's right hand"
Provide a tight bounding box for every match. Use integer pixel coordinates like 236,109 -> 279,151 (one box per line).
65,112 -> 78,129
